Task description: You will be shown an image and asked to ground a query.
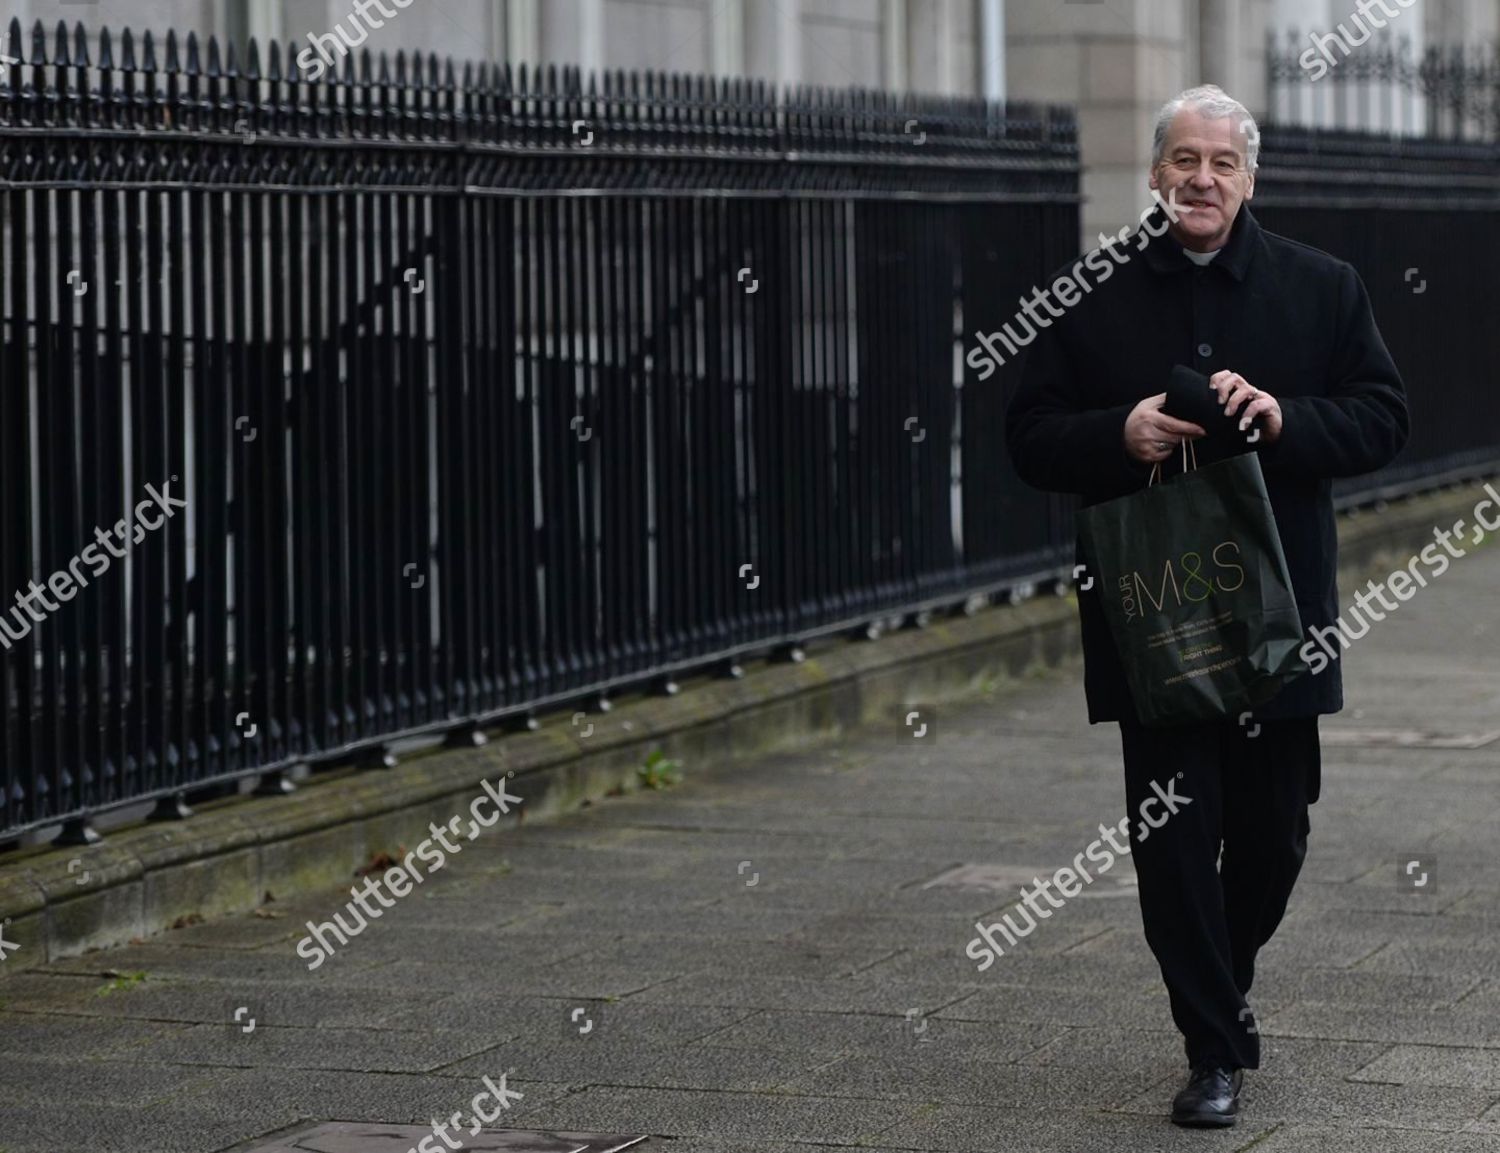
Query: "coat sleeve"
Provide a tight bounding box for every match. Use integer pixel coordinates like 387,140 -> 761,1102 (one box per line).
1004,316 -> 1151,495
1257,264 -> 1409,480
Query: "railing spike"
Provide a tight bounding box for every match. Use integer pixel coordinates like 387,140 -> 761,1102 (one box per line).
205,33 -> 219,75
73,21 -> 89,66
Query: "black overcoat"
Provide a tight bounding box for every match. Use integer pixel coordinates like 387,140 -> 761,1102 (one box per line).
1003,204 -> 1410,724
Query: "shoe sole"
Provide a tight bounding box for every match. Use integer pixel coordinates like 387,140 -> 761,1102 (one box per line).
1171,1110 -> 1238,1128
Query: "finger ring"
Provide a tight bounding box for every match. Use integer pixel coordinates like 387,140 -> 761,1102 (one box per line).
1155,441 -> 1170,450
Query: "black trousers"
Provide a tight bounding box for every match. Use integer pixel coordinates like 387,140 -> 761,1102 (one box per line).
1118,716 -> 1320,1070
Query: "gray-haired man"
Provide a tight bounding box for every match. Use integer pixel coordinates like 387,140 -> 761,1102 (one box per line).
1005,85 -> 1409,1127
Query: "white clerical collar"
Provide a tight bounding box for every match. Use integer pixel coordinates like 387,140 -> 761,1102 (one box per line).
1183,246 -> 1221,265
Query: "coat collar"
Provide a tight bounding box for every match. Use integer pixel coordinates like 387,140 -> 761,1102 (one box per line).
1138,202 -> 1260,283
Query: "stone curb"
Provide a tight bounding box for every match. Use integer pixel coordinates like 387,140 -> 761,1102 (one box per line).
0,477 -> 1489,968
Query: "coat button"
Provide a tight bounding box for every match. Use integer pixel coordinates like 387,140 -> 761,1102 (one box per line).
1197,342 -> 1213,358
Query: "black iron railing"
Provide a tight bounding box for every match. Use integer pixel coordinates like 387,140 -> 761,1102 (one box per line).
0,20 -> 1082,842
1251,124 -> 1500,501
6,18 -> 1496,845
1266,29 -> 1500,140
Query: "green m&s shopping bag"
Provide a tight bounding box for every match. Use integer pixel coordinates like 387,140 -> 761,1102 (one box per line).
1077,446 -> 1308,727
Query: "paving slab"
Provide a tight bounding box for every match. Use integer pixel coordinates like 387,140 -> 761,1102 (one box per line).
871,1102 -> 1283,1151
1115,1071 -> 1497,1132
1247,1126 -> 1500,1152
503,1085 -> 922,1144
1351,1045 -> 1500,1091
682,1004 -> 1066,1058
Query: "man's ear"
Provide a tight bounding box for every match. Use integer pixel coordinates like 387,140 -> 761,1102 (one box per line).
1148,164 -> 1160,193
1244,171 -> 1255,201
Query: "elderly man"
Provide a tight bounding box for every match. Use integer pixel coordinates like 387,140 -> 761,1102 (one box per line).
1004,86 -> 1408,1127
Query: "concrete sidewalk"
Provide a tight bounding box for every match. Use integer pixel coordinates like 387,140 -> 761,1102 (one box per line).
1,533 -> 1498,1152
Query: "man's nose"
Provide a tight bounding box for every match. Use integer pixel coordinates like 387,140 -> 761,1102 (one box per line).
1190,166 -> 1215,188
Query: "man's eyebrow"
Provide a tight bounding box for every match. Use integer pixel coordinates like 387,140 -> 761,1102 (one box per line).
1170,146 -> 1242,160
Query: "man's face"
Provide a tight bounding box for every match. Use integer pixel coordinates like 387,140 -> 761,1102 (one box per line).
1148,107 -> 1256,252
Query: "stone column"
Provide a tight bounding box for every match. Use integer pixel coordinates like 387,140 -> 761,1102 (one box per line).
505,0 -> 541,67
1004,1 -> 1194,249
907,0 -> 959,94
745,0 -> 800,88
979,0 -> 1005,101
540,0 -> 604,72
711,0 -> 746,77
1200,0 -> 1241,92
883,0 -> 908,91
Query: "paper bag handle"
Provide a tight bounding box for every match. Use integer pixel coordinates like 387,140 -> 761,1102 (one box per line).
1147,437 -> 1198,487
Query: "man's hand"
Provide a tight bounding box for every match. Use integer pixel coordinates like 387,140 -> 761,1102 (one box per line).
1210,370 -> 1283,444
1124,393 -> 1207,464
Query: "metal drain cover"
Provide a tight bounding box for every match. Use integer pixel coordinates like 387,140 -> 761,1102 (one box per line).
241,1123 -> 649,1152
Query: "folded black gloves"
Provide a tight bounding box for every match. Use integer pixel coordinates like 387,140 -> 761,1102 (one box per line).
1162,364 -> 1263,467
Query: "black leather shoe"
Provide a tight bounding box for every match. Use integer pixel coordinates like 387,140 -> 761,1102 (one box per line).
1170,1064 -> 1243,1127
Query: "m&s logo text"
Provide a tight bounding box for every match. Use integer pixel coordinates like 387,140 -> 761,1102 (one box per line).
1118,540 -> 1245,623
